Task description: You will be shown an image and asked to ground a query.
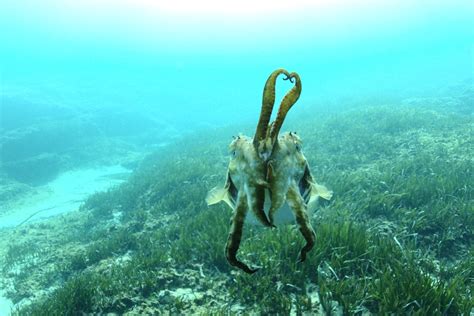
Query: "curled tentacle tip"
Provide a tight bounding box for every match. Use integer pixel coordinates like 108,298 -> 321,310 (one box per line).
241,266 -> 260,274
231,261 -> 260,274
297,254 -> 307,263
283,74 -> 295,83
268,218 -> 277,228
258,215 -> 274,228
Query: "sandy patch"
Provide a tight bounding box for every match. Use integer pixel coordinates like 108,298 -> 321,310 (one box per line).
0,164 -> 130,228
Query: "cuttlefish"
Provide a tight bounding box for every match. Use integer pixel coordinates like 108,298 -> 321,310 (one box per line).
206,69 -> 332,274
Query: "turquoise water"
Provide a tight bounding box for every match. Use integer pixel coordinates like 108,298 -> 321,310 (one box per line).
1,1 -> 472,126
0,1 -> 473,314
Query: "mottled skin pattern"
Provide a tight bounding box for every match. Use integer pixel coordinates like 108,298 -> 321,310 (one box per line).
227,135 -> 272,229
206,69 -> 332,273
267,132 -> 322,262
207,135 -> 273,273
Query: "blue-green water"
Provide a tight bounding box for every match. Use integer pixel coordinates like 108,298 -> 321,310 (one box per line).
0,1 -> 473,315
1,1 -> 472,125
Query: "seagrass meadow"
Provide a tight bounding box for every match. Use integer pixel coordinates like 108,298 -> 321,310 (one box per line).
0,96 -> 472,315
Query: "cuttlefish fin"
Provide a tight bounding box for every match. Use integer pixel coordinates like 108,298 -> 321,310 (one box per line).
299,164 -> 333,213
311,182 -> 333,201
306,182 -> 333,213
206,173 -> 237,209
206,187 -> 234,208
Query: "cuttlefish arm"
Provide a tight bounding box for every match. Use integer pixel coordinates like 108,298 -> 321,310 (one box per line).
206,172 -> 263,273
266,159 -> 290,226
286,183 -> 316,263
225,192 -> 259,274
269,72 -> 302,144
254,68 -> 291,158
292,163 -> 332,262
259,75 -> 303,224
245,181 -> 274,228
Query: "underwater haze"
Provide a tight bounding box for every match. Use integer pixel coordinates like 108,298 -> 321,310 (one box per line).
1,1 -> 472,124
0,0 -> 473,315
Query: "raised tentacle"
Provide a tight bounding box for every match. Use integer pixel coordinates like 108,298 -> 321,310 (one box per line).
253,68 -> 291,149
269,72 -> 302,142
286,184 -> 316,263
225,193 -> 259,274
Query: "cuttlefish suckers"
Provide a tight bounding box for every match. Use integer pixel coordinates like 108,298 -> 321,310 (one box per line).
206,69 -> 332,274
